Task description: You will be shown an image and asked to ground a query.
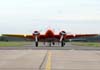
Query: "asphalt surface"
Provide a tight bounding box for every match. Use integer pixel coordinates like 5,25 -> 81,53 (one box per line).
0,42 -> 100,70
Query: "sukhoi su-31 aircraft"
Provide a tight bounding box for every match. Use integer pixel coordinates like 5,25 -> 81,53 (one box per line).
2,29 -> 98,47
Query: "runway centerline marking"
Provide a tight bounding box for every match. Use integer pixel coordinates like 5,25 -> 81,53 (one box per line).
46,51 -> 51,70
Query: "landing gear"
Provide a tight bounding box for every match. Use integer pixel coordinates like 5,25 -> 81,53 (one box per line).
49,42 -> 51,47
52,42 -> 55,45
61,41 -> 65,47
35,42 -> 38,47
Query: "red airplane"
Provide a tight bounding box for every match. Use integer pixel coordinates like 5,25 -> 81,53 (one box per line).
2,29 -> 98,47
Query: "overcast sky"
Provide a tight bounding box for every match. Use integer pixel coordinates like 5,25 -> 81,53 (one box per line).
0,0 -> 100,34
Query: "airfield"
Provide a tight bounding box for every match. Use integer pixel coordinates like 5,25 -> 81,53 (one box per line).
0,42 -> 100,70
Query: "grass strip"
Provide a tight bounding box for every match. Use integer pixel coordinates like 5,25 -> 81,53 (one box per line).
71,42 -> 100,47
0,41 -> 33,47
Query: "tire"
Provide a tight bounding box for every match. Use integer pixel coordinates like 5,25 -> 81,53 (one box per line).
35,42 -> 38,47
61,41 -> 64,47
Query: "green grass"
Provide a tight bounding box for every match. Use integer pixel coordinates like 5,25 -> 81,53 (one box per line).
0,41 -> 33,47
71,42 -> 100,47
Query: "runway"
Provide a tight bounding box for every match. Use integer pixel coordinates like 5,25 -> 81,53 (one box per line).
0,43 -> 100,70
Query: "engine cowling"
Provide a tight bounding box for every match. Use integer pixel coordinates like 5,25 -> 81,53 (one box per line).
33,31 -> 40,36
59,31 -> 66,36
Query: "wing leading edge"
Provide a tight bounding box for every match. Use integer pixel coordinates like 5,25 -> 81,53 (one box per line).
2,34 -> 33,39
65,34 -> 98,39
2,34 -> 98,39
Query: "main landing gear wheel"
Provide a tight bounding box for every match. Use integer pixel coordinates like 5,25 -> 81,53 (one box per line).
61,41 -> 64,47
49,42 -> 51,47
35,42 -> 38,47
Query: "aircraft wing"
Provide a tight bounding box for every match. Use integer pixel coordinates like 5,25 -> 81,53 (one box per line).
2,34 -> 57,41
2,34 -> 98,40
2,34 -> 33,39
35,34 -> 98,41
2,34 -> 59,42
65,34 -> 98,39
